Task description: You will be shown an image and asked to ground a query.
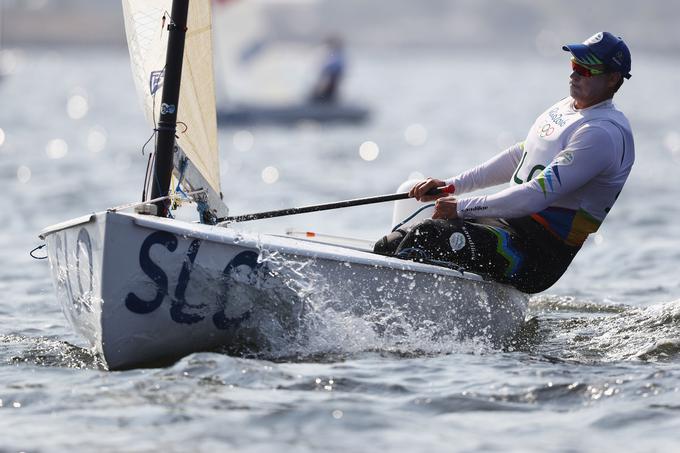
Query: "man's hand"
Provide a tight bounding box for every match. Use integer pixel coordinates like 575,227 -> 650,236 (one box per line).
409,178 -> 448,202
432,196 -> 458,219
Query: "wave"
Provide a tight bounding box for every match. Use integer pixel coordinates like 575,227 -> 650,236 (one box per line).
1,333 -> 104,369
517,296 -> 680,363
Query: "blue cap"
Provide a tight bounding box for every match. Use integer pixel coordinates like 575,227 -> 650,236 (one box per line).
563,32 -> 631,79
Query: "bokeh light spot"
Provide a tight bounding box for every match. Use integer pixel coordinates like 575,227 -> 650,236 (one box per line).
262,166 -> 279,184
46,139 -> 68,159
359,141 -> 379,161
67,94 -> 89,120
233,130 -> 254,152
87,127 -> 108,153
17,166 -> 31,184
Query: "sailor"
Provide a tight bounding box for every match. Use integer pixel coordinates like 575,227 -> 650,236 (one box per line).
374,32 -> 635,294
309,36 -> 345,103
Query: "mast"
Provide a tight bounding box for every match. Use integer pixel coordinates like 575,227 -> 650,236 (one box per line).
149,0 -> 190,217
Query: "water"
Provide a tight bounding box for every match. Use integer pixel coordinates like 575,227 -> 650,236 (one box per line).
2,47 -> 680,452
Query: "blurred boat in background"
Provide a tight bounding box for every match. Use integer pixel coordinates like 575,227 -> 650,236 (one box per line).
212,0 -> 370,126
216,101 -> 369,125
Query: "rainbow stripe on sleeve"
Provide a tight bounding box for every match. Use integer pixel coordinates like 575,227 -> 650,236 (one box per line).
536,165 -> 561,197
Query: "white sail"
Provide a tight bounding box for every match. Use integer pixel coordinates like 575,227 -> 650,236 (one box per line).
122,0 -> 221,199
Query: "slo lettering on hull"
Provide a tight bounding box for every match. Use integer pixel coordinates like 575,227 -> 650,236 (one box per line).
125,231 -> 256,330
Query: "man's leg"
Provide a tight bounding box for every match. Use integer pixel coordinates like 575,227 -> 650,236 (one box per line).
373,228 -> 409,256
393,218 -> 525,284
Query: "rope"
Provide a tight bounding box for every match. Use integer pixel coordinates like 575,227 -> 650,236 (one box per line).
141,152 -> 153,201
391,203 -> 435,232
30,244 -> 48,260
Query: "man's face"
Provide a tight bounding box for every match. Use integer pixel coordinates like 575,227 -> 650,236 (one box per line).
569,59 -> 621,108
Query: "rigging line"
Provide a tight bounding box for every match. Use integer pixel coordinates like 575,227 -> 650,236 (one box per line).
108,188 -> 208,214
151,155 -> 165,211
391,203 -> 435,232
140,129 -> 156,156
142,152 -> 154,201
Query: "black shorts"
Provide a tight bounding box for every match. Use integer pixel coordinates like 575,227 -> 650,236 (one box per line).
374,217 -> 579,293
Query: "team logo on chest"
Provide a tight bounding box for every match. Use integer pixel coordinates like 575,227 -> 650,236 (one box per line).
538,107 -> 569,138
538,122 -> 555,137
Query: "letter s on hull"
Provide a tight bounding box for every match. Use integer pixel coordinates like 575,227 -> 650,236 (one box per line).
125,231 -> 178,314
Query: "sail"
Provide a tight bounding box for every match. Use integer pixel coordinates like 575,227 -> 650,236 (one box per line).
122,0 -> 221,197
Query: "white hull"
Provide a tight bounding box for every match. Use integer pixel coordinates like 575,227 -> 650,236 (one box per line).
41,211 -> 528,370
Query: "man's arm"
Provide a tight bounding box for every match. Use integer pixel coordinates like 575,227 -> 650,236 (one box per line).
453,125 -> 617,219
445,142 -> 525,194
411,142 -> 524,202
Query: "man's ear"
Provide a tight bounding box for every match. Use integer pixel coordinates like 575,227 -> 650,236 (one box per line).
608,72 -> 623,89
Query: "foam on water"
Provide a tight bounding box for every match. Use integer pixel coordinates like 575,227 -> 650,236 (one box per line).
237,247 -> 498,360
1,334 -> 103,369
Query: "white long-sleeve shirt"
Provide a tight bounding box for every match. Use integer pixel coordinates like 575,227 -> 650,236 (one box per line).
445,97 -> 635,247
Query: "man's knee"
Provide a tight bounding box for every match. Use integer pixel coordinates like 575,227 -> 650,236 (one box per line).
401,218 -> 462,245
395,218 -> 463,258
373,228 -> 408,255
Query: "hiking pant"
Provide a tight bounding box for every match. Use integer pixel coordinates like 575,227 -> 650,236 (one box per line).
374,217 -> 579,294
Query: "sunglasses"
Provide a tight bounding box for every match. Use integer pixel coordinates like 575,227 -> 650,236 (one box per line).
570,58 -> 608,77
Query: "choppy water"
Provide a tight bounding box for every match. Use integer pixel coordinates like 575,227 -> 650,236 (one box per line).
2,47 -> 680,452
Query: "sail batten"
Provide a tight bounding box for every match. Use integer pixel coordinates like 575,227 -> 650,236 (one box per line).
122,0 -> 222,205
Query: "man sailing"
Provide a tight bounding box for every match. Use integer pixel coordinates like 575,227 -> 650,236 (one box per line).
375,32 -> 635,294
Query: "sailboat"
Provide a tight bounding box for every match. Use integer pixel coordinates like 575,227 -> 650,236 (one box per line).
39,0 -> 527,370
